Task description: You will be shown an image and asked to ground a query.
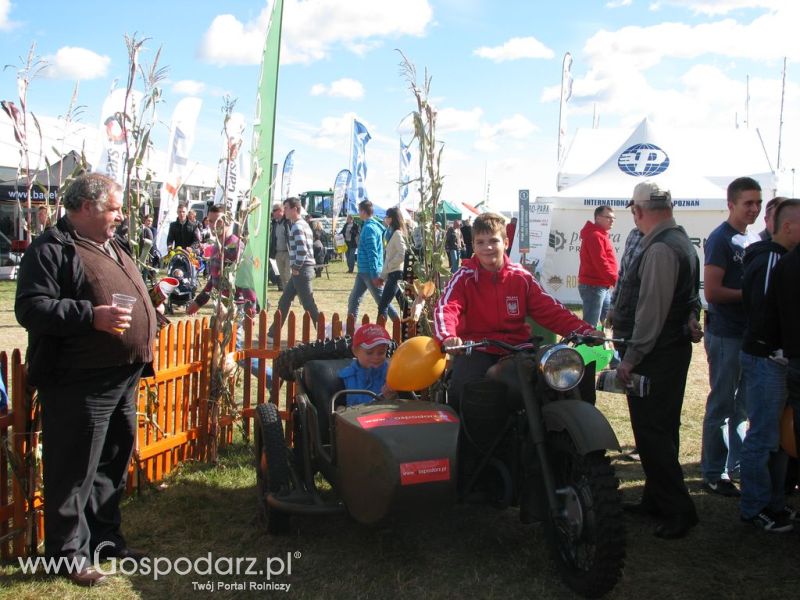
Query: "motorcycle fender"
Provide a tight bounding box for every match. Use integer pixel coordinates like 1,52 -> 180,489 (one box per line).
542,400 -> 620,454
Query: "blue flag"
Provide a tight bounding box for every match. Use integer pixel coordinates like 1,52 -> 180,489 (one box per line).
281,149 -> 295,200
399,137 -> 412,204
349,119 -> 371,213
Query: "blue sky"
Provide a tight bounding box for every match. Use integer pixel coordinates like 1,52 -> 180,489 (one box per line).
1,0 -> 798,210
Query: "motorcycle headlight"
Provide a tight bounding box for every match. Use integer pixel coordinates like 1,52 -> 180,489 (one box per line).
538,345 -> 584,391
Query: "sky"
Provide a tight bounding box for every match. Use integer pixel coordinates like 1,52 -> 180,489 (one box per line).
1,0 -> 799,211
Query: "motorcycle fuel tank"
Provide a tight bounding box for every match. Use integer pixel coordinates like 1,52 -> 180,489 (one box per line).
334,399 -> 460,525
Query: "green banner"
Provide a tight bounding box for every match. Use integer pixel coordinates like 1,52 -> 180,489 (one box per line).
236,0 -> 284,307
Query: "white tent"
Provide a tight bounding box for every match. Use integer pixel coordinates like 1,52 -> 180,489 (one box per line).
521,118 -> 774,305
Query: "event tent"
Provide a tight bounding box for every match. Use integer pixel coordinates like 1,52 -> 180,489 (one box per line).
515,118 -> 774,305
434,200 -> 462,225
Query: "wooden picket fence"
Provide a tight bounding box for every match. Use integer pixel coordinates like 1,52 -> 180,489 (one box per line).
0,309 -> 403,559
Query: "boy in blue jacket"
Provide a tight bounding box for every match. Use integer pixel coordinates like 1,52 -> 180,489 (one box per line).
338,323 -> 395,406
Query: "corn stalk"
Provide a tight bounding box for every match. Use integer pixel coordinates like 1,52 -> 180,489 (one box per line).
397,51 -> 449,335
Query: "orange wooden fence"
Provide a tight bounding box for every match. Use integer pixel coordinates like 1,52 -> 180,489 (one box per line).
0,309 -> 403,559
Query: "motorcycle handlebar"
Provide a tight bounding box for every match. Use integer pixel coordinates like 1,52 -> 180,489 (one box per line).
441,332 -> 627,355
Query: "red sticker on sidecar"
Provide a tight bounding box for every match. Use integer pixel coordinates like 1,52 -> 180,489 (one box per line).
357,410 -> 459,429
400,458 -> 451,485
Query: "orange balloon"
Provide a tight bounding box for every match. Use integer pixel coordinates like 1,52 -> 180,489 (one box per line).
780,406 -> 796,459
387,336 -> 447,392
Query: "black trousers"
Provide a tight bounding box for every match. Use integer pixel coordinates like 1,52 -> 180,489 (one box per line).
626,342 -> 697,518
448,352 -> 501,410
39,363 -> 144,561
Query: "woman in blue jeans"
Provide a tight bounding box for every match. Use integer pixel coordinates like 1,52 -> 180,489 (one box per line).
376,207 -> 407,319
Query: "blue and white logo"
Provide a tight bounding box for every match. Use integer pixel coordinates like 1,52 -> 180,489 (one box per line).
617,143 -> 670,177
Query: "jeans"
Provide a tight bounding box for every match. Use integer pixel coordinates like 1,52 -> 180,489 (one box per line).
346,247 -> 357,272
448,249 -> 461,273
270,265 -> 319,336
701,332 -> 747,482
739,351 -> 788,518
578,283 -> 611,328
348,271 -> 399,321
377,270 -> 405,318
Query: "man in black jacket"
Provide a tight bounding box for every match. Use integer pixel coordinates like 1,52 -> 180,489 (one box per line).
748,199 -> 800,532
15,173 -> 157,586
166,203 -> 199,249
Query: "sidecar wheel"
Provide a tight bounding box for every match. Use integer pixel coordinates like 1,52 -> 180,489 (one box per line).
254,402 -> 291,535
545,432 -> 625,598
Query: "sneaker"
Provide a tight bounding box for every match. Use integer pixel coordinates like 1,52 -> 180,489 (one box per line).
703,479 -> 740,497
742,508 -> 794,533
779,505 -> 799,522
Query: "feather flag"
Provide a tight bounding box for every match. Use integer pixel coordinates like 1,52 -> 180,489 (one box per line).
348,119 -> 371,214
94,87 -> 143,184
281,149 -> 295,200
236,0 -> 284,307
399,137 -> 412,205
557,52 -> 573,164
155,96 -> 202,255
212,111 -> 246,215
331,168 -> 352,239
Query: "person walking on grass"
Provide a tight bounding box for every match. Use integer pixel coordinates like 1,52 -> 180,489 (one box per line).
578,205 -> 618,328
347,200 -> 399,322
375,206 -> 408,320
268,197 -> 320,339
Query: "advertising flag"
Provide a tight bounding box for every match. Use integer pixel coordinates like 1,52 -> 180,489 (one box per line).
281,149 -> 295,200
212,111 -> 247,215
348,119 -> 371,214
94,88 -> 143,184
557,52 -> 573,164
156,96 -> 202,255
331,168 -> 352,242
399,137 -> 412,206
236,0 -> 284,306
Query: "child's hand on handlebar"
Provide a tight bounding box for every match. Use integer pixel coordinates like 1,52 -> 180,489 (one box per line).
582,329 -> 606,346
442,336 -> 465,354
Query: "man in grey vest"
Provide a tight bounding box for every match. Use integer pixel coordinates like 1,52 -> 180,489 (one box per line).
611,182 -> 702,540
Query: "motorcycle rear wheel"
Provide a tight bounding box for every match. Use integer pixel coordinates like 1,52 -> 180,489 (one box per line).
545,431 -> 625,598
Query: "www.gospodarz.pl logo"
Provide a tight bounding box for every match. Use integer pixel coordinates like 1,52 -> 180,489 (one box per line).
17,541 -> 298,589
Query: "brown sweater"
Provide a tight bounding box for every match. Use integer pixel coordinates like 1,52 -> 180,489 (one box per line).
62,237 -> 157,368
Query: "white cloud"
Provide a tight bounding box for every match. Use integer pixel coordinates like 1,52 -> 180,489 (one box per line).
310,78 -> 364,100
481,114 -> 539,140
0,0 -> 13,30
436,107 -> 483,132
172,80 -> 206,96
473,36 -> 554,62
42,47 -> 110,80
605,0 -> 633,7
659,0 -> 784,15
199,0 -> 433,66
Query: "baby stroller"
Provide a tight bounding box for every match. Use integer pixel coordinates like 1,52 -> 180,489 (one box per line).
165,247 -> 199,314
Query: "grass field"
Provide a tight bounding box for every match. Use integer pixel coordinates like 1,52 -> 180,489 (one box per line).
1,260 -> 799,599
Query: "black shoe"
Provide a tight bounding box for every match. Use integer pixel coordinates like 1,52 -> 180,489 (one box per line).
741,508 -> 794,533
623,502 -> 661,517
654,513 -> 698,539
703,479 -> 740,497
65,567 -> 108,587
96,545 -> 149,562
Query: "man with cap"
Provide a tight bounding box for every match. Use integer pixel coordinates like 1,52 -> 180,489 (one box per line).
611,181 -> 702,539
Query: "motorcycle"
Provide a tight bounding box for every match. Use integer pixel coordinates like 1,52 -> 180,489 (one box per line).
256,333 -> 626,598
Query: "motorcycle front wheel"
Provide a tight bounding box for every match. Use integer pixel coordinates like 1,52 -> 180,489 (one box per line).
544,431 -> 625,598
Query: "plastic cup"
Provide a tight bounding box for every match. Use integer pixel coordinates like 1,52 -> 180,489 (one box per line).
111,293 -> 137,333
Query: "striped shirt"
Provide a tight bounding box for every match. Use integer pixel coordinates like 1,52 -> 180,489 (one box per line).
289,218 -> 316,269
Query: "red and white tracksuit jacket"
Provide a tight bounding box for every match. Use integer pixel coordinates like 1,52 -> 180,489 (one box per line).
433,255 -> 594,353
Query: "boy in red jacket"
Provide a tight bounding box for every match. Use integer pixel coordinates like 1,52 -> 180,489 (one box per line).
434,212 -> 602,407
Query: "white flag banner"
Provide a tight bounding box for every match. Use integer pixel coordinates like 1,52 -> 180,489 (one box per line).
213,112 -> 247,215
156,96 -> 203,255
93,88 -> 143,184
557,52 -> 573,164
